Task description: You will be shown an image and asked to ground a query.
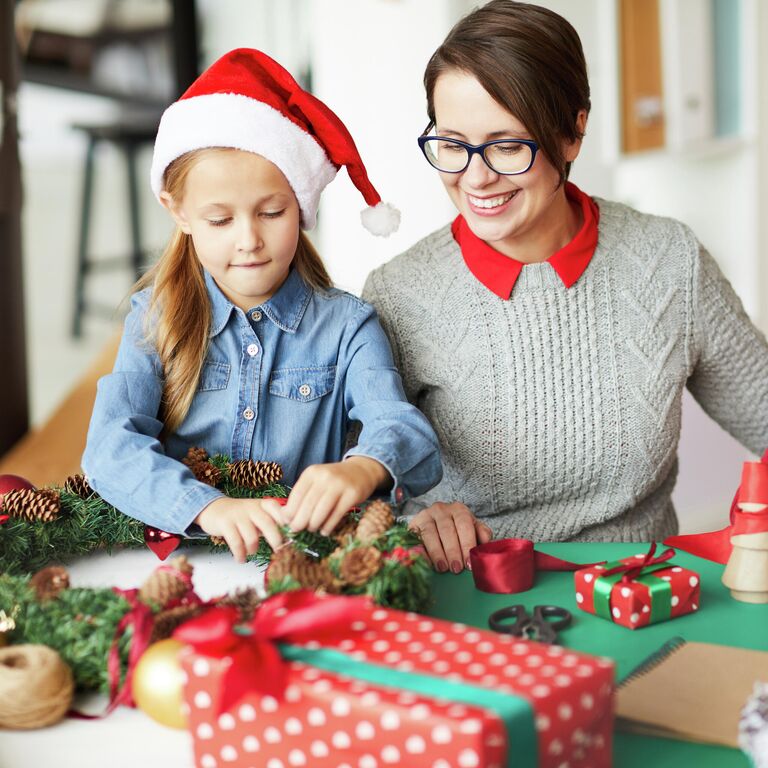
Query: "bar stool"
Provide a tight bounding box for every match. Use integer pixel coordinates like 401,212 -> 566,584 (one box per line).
71,115 -> 159,337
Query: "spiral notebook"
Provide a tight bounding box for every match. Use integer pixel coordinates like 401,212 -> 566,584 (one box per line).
616,640 -> 768,747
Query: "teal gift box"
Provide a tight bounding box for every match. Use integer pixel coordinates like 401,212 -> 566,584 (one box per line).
574,549 -> 700,629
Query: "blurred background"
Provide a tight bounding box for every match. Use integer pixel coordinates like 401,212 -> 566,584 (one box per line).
1,0 -> 766,533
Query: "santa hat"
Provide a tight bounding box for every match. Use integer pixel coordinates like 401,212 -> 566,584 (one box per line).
150,48 -> 400,236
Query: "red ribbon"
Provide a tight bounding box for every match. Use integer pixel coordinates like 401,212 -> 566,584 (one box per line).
469,538 -> 604,593
69,588 -> 155,719
0,514 -> 8,525
665,450 -> 768,564
174,590 -> 370,714
599,541 -> 675,582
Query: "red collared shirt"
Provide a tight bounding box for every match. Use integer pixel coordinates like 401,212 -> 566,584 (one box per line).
451,182 -> 600,299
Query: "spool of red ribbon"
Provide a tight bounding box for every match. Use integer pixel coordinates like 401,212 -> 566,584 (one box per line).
469,538 -> 603,594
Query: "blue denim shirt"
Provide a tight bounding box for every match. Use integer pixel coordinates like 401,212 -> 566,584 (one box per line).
82,268 -> 442,534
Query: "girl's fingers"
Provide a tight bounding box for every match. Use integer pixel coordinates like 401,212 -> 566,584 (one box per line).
236,518 -> 261,556
306,489 -> 339,533
283,476 -> 310,524
295,484 -> 331,532
261,498 -> 288,525
411,517 -> 449,572
254,513 -> 284,551
320,490 -> 359,537
224,526 -> 247,564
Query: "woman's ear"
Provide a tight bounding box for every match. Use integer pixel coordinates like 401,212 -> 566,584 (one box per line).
159,191 -> 192,234
564,109 -> 589,163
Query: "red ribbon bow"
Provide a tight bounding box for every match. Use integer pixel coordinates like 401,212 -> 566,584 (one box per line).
599,541 -> 676,582
174,590 -> 371,715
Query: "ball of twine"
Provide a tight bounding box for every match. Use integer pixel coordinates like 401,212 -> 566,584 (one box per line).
0,645 -> 74,729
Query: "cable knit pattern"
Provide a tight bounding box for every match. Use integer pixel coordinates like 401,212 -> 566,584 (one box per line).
362,199 -> 768,542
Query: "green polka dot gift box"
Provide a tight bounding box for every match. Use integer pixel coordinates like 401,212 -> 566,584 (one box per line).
574,545 -> 701,630
176,591 -> 615,768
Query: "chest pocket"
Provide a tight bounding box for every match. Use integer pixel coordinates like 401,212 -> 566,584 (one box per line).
269,365 -> 336,402
197,360 -> 230,392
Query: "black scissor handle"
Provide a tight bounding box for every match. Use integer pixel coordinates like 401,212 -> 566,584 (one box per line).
488,604 -> 528,634
533,605 -> 572,631
488,604 -> 573,644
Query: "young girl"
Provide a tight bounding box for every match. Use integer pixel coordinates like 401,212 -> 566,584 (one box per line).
82,49 -> 442,563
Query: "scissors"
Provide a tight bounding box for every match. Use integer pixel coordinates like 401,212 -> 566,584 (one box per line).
488,605 -> 573,644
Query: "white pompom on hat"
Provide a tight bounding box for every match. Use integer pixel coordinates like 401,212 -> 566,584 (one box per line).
150,48 -> 400,236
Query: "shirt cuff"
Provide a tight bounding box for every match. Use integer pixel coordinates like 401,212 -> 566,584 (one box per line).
168,483 -> 225,535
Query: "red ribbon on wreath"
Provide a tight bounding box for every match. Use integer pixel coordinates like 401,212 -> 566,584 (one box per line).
174,590 -> 370,715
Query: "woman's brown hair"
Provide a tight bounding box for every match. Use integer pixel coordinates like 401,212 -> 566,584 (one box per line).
424,0 -> 591,182
135,148 -> 331,434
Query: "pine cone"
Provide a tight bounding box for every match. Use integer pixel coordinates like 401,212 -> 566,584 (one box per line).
190,462 -> 222,487
267,547 -> 338,592
216,587 -> 262,621
356,500 -> 394,544
228,460 -> 283,490
3,488 -> 61,522
138,555 -> 195,607
210,535 -> 227,547
150,603 -> 204,643
339,546 -> 383,586
182,447 -> 209,467
64,474 -> 93,499
29,566 -> 70,601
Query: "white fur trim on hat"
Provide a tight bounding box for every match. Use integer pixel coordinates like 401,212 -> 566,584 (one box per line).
150,93 -> 338,229
360,202 -> 401,237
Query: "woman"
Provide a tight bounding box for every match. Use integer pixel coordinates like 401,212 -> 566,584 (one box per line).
362,0 -> 768,572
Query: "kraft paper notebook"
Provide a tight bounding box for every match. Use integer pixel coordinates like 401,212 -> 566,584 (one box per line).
616,640 -> 768,747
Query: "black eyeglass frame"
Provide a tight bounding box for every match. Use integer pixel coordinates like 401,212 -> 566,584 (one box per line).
418,129 -> 539,176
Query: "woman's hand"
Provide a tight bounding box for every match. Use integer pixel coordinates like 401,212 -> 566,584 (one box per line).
195,497 -> 285,563
409,502 -> 493,573
282,457 -> 390,536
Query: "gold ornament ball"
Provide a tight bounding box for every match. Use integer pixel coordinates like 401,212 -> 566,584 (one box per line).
132,638 -> 187,729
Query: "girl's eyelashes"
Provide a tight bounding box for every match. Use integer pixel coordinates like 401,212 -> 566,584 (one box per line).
205,210 -> 285,226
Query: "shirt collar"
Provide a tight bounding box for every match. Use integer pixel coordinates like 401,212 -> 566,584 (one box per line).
452,181 -> 600,299
206,266 -> 312,337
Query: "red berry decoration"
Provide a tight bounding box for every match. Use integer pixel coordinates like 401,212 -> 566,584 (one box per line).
0,475 -> 36,511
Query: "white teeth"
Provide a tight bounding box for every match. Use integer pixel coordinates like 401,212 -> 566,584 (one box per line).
468,191 -> 516,209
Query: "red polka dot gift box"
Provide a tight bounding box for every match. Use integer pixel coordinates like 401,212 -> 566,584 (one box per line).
573,544 -> 700,630
175,591 -> 615,768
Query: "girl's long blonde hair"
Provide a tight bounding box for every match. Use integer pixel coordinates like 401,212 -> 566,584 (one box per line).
136,148 -> 332,434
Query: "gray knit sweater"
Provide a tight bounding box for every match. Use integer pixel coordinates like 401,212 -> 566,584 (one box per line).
362,199 -> 768,542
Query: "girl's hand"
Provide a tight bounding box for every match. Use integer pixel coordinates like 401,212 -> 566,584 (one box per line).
282,457 -> 390,536
195,497 -> 285,563
409,502 -> 493,573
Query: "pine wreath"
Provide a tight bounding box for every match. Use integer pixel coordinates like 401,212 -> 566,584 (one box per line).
0,451 -> 432,612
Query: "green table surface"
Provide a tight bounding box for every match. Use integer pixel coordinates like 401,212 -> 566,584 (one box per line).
427,542 -> 767,767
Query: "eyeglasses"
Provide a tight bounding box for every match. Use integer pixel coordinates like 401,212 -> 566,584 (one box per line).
418,129 -> 538,175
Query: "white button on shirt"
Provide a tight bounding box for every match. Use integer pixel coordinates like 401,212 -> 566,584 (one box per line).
251,310 -> 263,321
299,384 -> 312,397
247,343 -> 259,357
243,407 -> 255,421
